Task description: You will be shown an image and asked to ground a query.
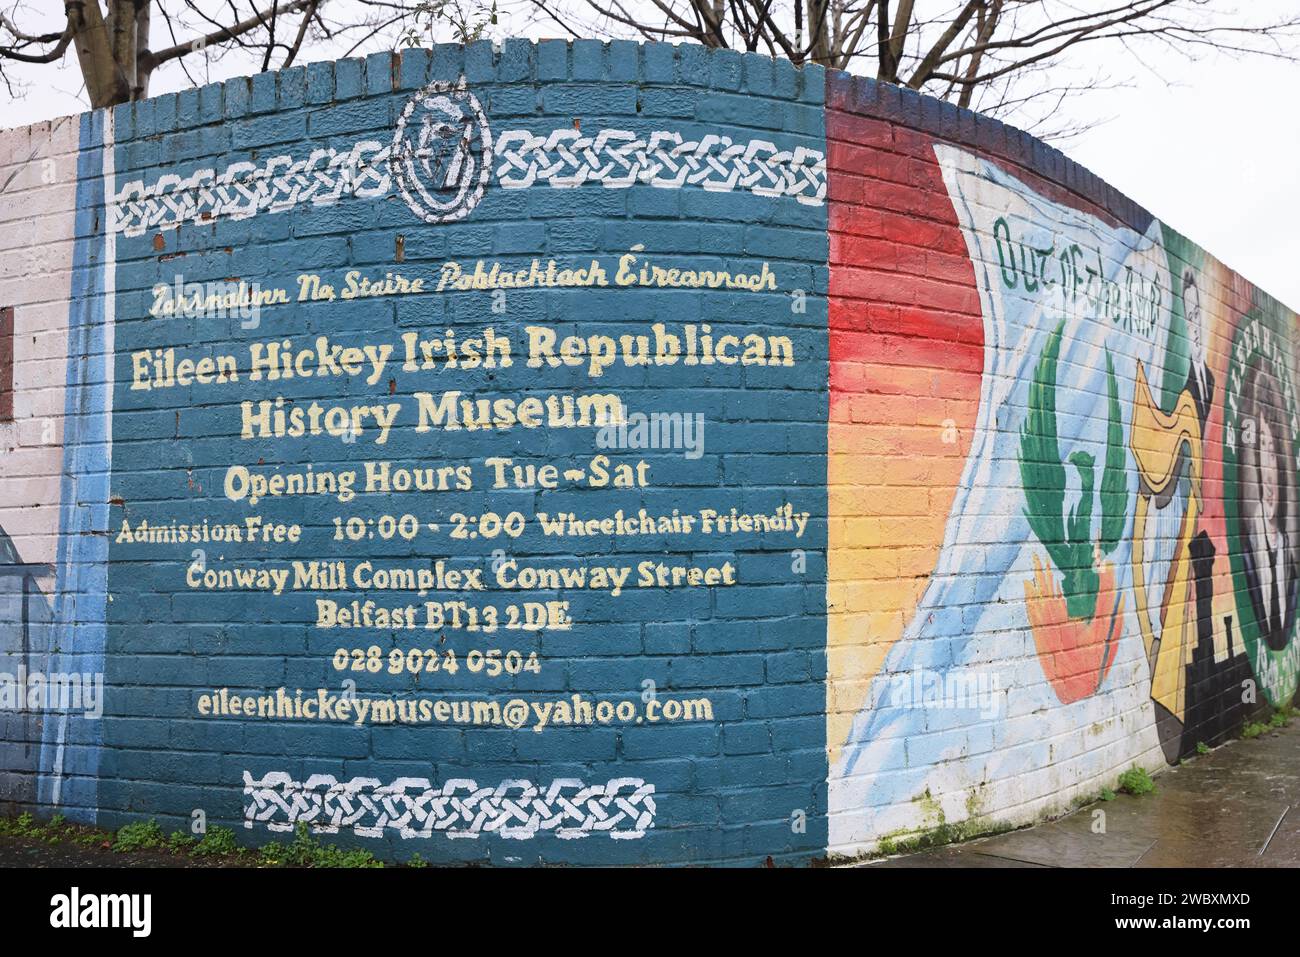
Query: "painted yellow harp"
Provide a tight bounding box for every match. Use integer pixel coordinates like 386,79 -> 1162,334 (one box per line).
1129,360 -> 1202,722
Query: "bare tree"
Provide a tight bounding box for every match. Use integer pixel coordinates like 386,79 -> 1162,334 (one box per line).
4,1 -> 1299,137
525,0 -> 1300,138
0,0 -> 498,109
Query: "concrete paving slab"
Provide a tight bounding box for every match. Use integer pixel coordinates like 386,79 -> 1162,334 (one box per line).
860,721 -> 1300,868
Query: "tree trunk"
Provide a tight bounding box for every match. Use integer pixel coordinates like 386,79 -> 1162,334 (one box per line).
133,0 -> 152,98
66,0 -> 131,108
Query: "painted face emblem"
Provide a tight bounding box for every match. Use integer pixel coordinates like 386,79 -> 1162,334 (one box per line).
390,78 -> 493,224
1224,311 -> 1300,705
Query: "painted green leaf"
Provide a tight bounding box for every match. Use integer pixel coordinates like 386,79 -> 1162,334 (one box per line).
1099,350 -> 1127,555
1019,320 -> 1114,621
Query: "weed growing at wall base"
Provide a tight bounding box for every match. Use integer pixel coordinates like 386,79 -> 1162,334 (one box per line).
0,813 -> 392,868
1117,768 -> 1156,796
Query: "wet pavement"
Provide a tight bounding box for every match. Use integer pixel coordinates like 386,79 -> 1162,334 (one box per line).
3,722 -> 1298,867
861,720 -> 1300,868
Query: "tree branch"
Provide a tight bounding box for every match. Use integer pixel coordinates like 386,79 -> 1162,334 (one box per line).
282,0 -> 319,68
905,0 -> 982,88
142,0 -> 315,71
0,10 -> 74,64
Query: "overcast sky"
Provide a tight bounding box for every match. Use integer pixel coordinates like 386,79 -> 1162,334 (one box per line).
1063,25 -> 1300,313
3,2 -> 1298,310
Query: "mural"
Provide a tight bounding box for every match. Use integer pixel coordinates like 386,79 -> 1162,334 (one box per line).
0,43 -> 1294,864
3,45 -> 832,866
0,112 -> 110,817
0,526 -> 55,807
1223,304 -> 1300,705
390,78 -> 494,224
827,99 -> 1296,852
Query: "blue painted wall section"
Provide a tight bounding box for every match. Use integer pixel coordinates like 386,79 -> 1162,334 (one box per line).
98,40 -> 830,865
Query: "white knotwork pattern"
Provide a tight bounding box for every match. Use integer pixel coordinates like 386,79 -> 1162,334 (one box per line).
109,129 -> 826,236
242,771 -> 657,840
111,141 -> 392,238
493,128 -> 826,205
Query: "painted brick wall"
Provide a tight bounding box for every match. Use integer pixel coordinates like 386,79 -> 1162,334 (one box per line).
824,72 -> 1291,854
0,40 -> 1293,866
